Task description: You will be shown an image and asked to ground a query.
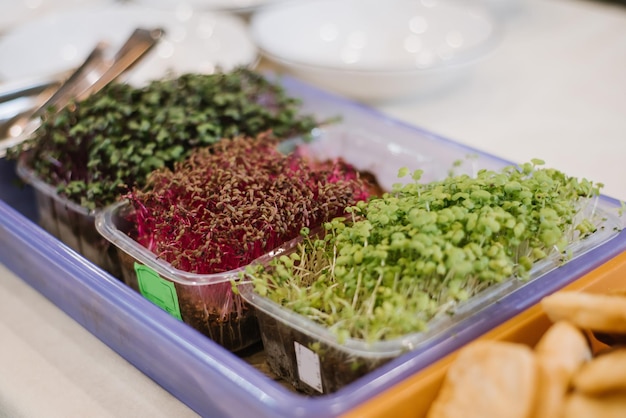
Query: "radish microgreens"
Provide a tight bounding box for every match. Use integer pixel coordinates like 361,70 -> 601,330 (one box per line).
126,133 -> 374,274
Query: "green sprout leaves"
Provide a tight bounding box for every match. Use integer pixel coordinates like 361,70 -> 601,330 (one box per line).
16,68 -> 319,209
247,160 -> 603,343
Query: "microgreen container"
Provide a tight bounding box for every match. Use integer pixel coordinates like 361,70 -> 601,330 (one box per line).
238,163 -> 624,394
15,152 -> 122,278
95,199 -> 291,352
238,275 -> 398,394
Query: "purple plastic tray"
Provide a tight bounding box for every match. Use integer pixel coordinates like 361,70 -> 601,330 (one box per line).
2,77 -> 626,417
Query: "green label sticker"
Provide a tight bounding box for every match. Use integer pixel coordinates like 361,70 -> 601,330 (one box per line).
134,263 -> 182,320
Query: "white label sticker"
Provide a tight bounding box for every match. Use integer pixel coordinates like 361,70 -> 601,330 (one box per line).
294,341 -> 323,393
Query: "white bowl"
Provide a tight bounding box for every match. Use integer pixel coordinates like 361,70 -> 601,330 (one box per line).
0,0 -> 113,34
250,0 -> 500,102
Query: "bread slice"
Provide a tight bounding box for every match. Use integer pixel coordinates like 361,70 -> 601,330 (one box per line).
541,291 -> 626,333
426,340 -> 537,418
562,392 -> 626,418
572,348 -> 626,395
532,321 -> 591,418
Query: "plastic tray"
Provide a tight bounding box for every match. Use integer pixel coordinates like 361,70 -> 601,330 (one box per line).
2,76 -> 626,418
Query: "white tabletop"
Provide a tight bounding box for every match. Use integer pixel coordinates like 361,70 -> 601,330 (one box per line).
1,0 -> 625,417
0,262 -> 200,418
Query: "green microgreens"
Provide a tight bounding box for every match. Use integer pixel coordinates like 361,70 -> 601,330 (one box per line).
245,159 -> 604,344
10,68 -> 319,209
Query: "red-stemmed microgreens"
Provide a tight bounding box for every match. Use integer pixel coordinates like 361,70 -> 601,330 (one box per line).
245,159 -> 605,343
126,132 -> 374,275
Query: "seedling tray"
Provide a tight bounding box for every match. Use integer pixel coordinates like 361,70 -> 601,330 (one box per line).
2,77 -> 626,418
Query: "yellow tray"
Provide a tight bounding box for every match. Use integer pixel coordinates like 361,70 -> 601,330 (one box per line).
342,250 -> 626,418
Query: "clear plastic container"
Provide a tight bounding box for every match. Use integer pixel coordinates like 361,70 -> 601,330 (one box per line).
239,276 -> 395,393
239,192 -> 622,393
96,199 -> 297,352
15,153 -> 122,278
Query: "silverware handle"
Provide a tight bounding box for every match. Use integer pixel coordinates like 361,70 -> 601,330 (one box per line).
0,43 -> 109,139
31,42 -> 109,119
82,27 -> 165,98
0,72 -> 67,104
